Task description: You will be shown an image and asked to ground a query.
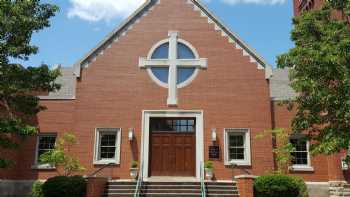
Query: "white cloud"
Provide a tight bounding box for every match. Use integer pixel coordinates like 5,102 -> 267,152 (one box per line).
67,0 -> 146,22
220,0 -> 286,5
67,0 -> 286,22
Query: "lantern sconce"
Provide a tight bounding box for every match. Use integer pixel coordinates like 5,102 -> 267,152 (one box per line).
211,128 -> 217,142
128,128 -> 134,141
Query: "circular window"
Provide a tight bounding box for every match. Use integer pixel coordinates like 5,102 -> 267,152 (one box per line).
147,40 -> 199,88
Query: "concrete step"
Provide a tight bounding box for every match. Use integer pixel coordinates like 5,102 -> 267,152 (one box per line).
104,181 -> 240,197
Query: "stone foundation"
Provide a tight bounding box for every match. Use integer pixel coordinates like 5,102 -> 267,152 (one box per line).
0,180 -> 34,197
306,182 -> 329,197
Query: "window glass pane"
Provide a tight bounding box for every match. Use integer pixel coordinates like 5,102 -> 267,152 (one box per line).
290,138 -> 309,165
101,134 -> 116,146
37,135 -> 56,162
99,133 -> 117,160
151,68 -> 169,83
150,118 -> 196,133
151,43 -> 169,59
229,135 -> 244,147
177,67 -> 195,84
100,147 -> 116,159
229,148 -> 245,160
177,43 -> 195,59
228,133 -> 245,160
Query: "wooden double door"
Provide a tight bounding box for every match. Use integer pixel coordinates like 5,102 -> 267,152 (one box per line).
149,118 -> 196,177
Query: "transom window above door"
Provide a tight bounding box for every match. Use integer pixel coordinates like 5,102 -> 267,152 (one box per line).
150,118 -> 196,133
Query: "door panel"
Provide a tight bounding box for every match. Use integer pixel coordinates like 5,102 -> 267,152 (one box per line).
149,118 -> 196,177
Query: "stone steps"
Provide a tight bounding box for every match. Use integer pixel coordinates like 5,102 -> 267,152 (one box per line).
103,181 -> 240,197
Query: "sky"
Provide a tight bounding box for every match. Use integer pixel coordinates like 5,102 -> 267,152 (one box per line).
21,0 -> 294,68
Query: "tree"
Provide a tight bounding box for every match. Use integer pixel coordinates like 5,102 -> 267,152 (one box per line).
257,128 -> 295,174
0,0 -> 60,168
40,133 -> 86,176
277,0 -> 350,159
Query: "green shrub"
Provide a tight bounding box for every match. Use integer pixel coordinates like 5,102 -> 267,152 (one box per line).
254,174 -> 308,197
42,176 -> 87,197
31,181 -> 44,197
205,161 -> 214,169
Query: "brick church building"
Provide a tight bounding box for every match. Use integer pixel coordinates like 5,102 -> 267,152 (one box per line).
1,0 -> 349,196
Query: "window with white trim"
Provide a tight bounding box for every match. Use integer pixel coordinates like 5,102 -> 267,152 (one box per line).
289,135 -> 313,171
94,128 -> 121,165
224,128 -> 251,166
34,134 -> 57,168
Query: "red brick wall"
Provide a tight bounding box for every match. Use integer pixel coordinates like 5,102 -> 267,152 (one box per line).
236,177 -> 255,197
3,0 -> 272,180
86,177 -> 108,197
293,0 -> 325,16
272,101 -> 350,182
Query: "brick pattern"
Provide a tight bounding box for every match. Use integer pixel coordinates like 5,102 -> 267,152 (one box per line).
86,177 -> 108,197
293,0 -> 350,22
0,0 -> 347,184
0,0 -> 273,180
293,0 -> 325,16
236,177 -> 255,197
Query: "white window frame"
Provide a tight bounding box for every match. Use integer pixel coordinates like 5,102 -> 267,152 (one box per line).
93,128 -> 122,165
33,133 -> 57,169
224,128 -> 251,166
289,135 -> 314,172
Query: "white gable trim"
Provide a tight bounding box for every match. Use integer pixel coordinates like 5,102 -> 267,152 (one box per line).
187,0 -> 272,79
73,0 -> 272,79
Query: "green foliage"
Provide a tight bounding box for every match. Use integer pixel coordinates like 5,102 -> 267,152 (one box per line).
31,180 -> 44,197
327,0 -> 350,12
277,0 -> 350,160
42,176 -> 86,197
204,161 -> 214,170
257,128 -> 295,174
39,133 -> 86,176
0,0 -> 59,168
131,160 -> 138,168
253,174 -> 308,197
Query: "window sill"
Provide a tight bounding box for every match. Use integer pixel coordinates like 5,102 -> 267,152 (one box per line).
93,160 -> 119,165
224,160 -> 251,167
31,164 -> 56,170
289,166 -> 314,172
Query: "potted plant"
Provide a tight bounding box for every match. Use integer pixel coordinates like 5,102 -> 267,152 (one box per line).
205,161 -> 214,180
130,160 -> 138,180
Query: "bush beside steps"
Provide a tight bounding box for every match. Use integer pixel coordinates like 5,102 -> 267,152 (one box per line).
32,176 -> 87,197
253,174 -> 308,197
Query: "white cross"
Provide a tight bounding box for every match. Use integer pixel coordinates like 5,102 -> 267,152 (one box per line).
139,31 -> 207,106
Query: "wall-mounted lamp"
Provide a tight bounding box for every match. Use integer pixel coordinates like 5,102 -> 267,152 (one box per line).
211,128 -> 217,142
128,128 -> 134,141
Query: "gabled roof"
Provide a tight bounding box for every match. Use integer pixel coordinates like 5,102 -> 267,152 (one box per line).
72,0 -> 273,79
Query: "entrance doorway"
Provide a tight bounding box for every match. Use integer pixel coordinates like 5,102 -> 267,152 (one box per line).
149,118 -> 196,176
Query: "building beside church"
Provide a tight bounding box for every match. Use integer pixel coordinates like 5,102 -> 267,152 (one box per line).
1,0 -> 349,196
293,0 -> 324,15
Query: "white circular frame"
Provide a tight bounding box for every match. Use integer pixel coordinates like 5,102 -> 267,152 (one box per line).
146,38 -> 200,89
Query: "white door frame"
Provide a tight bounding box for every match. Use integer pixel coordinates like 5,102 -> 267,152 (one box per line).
141,110 -> 204,180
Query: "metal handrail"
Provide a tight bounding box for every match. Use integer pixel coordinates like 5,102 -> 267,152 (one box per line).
134,161 -> 144,197
200,162 -> 206,197
87,162 -> 115,177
